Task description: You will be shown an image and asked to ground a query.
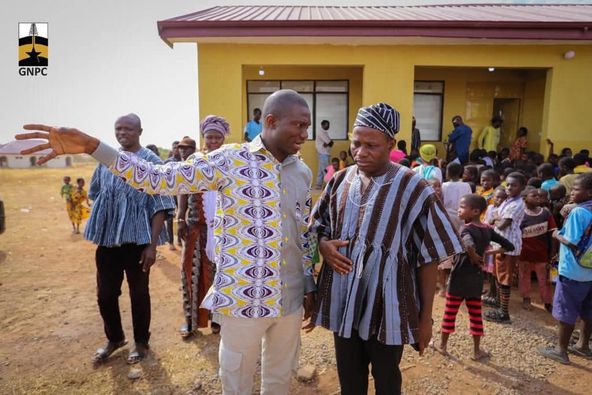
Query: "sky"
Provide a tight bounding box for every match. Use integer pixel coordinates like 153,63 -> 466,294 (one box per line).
1,0 -> 588,148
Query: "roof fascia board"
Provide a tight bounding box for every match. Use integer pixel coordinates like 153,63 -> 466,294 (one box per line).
157,21 -> 592,41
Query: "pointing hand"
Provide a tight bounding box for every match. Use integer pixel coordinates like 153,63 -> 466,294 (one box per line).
15,124 -> 100,165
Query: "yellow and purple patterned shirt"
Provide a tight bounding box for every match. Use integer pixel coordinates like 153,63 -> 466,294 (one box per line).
92,136 -> 315,318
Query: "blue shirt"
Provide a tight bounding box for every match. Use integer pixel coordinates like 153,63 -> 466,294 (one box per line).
448,124 -> 472,160
244,120 -> 262,142
541,178 -> 559,191
558,206 -> 592,282
85,147 -> 176,247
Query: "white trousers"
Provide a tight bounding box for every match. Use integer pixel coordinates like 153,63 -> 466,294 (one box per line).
218,307 -> 303,395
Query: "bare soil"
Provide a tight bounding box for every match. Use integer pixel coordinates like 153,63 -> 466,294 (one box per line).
0,164 -> 590,394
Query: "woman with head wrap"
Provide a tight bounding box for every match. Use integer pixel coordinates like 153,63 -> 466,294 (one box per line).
178,115 -> 230,337
310,103 -> 463,394
413,144 -> 443,182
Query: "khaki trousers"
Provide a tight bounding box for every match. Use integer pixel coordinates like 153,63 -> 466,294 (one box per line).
218,307 -> 303,395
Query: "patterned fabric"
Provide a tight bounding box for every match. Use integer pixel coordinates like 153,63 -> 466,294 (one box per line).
92,136 -> 315,318
182,181 -> 219,329
182,222 -> 215,328
310,163 -> 463,345
477,186 -> 495,222
354,103 -> 400,139
61,183 -> 74,221
85,147 -> 175,247
201,115 -> 230,136
477,187 -> 495,206
69,188 -> 90,225
510,136 -> 527,161
494,196 -> 525,257
60,183 -> 73,200
520,207 -> 557,262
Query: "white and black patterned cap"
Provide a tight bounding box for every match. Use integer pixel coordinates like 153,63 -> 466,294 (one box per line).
353,103 -> 400,139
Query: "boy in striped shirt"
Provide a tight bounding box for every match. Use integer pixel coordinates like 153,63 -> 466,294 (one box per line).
485,172 -> 526,323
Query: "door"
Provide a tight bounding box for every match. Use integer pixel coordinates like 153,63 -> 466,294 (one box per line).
493,98 -> 521,149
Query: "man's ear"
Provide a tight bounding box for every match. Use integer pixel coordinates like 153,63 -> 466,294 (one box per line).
264,114 -> 276,130
138,128 -> 143,136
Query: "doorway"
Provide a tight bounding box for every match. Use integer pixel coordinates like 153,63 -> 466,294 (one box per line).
493,98 -> 521,149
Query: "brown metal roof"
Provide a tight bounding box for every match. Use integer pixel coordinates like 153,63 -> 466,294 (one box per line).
157,4 -> 592,45
165,4 -> 592,23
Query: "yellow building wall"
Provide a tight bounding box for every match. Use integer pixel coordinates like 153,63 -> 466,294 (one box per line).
197,43 -> 592,172
522,72 -> 547,153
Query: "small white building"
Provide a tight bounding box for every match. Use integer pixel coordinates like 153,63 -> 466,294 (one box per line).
0,140 -> 73,168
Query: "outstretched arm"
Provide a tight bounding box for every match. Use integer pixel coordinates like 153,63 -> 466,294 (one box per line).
17,125 -> 100,162
16,125 -> 220,196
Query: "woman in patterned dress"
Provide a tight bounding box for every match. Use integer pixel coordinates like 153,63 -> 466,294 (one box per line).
178,116 -> 229,338
69,177 -> 91,234
510,127 -> 528,162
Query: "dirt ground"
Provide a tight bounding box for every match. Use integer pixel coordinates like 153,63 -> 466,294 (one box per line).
1,163 -> 591,395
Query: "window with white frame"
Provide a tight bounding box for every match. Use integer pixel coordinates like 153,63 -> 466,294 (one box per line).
247,80 -> 349,140
413,81 -> 444,141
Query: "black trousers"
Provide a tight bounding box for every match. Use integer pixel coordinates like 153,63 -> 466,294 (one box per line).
334,331 -> 404,395
96,244 -> 150,344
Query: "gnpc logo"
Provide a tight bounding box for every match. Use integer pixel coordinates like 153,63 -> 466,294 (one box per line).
19,22 -> 48,76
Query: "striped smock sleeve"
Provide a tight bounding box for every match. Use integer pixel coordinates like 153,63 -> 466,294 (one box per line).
309,176 -> 335,240
412,193 -> 463,266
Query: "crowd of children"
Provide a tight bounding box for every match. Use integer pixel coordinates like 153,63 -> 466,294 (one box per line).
386,141 -> 592,365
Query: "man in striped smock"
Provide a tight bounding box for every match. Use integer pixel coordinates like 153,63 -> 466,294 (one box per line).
311,103 -> 463,395
84,114 -> 175,364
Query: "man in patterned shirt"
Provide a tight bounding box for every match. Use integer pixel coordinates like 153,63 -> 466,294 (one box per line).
17,90 -> 316,395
